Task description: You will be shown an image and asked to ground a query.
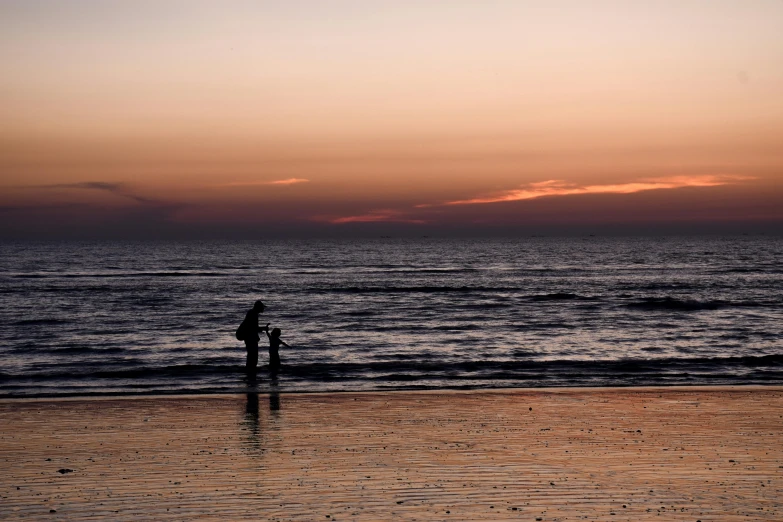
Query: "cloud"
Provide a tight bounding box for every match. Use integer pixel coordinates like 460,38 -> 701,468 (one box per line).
37,180 -> 159,205
222,178 -> 310,187
49,181 -> 124,191
323,210 -> 428,225
267,178 -> 310,185
426,175 -> 754,207
320,174 -> 753,226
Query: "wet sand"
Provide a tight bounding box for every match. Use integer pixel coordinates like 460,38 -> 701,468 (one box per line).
1,386 -> 781,520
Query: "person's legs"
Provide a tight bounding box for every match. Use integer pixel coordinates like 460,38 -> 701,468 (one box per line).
245,340 -> 259,371
269,349 -> 281,372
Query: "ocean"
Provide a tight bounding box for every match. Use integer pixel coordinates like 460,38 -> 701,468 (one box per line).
0,236 -> 781,397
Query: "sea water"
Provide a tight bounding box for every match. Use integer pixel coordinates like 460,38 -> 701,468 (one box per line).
0,236 -> 781,397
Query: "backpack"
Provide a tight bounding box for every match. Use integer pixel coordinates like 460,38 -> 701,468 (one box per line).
235,322 -> 246,341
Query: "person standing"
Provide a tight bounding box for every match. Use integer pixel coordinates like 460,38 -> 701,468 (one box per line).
239,300 -> 269,372
264,327 -> 290,374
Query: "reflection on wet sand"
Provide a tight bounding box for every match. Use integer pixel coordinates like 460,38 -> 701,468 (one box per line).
2,388 -> 781,520
269,375 -> 281,412
241,375 -> 282,456
243,391 -> 261,449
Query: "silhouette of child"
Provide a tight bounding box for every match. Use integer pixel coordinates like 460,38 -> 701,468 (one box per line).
265,327 -> 290,373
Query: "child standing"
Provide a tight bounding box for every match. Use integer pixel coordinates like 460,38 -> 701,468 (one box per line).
265,327 -> 290,373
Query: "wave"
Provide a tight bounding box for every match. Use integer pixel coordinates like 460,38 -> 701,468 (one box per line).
530,292 -> 585,301
625,297 -> 727,311
4,354 -> 780,382
714,266 -> 783,274
2,354 -> 782,397
11,271 -> 230,279
297,267 -> 482,274
50,346 -> 128,354
316,290 -> 775,310
13,318 -> 69,326
624,297 -> 779,311
315,286 -> 524,294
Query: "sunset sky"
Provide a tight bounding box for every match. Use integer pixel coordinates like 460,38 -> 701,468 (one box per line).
1,0 -> 781,238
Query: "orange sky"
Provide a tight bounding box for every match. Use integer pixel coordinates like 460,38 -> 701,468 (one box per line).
1,1 -> 781,237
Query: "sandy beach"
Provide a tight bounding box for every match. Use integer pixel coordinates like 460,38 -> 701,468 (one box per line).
1,387 -> 781,520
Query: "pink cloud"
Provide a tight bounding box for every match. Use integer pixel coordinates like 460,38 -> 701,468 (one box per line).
222,178 -> 310,187
323,210 -> 428,225
423,175 -> 754,207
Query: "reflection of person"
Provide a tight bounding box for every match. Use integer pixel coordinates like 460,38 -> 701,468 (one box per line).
240,301 -> 269,372
265,328 -> 290,373
245,392 -> 259,420
243,391 -> 261,449
269,391 -> 281,411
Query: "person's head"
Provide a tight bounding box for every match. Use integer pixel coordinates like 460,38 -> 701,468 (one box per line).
271,328 -> 281,338
253,300 -> 265,312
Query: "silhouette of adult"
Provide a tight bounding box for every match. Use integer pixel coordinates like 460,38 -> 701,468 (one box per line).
240,300 -> 269,372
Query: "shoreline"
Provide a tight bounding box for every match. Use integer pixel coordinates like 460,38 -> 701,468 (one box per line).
2,386 -> 781,520
2,383 -> 783,402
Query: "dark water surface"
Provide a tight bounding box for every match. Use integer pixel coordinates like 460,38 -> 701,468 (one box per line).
1,237 -> 781,397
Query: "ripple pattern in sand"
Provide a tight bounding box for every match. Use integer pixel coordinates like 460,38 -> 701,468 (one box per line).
1,388 -> 782,520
